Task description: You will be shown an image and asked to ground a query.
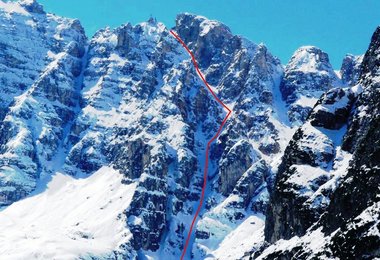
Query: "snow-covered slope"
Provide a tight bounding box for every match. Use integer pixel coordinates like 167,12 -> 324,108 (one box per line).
0,166 -> 137,259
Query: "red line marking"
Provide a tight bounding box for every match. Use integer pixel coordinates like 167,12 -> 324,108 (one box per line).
170,30 -> 232,260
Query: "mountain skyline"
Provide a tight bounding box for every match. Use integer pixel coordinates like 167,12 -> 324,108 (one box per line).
36,0 -> 380,68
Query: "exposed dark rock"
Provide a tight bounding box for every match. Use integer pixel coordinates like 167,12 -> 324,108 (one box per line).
340,54 -> 363,86
360,26 -> 380,86
265,91 -> 350,242
0,5 -> 87,205
219,140 -> 256,196
108,138 -> 152,180
260,25 -> 380,260
20,0 -> 45,14
324,87 -> 380,234
309,87 -> 355,130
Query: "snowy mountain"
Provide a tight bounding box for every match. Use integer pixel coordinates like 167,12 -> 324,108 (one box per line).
261,26 -> 380,260
0,1 -> 379,259
0,0 -> 86,206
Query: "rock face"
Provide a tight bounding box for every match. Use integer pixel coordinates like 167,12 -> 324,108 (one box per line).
261,26 -> 380,260
340,54 -> 363,85
264,118 -> 348,243
0,0 -> 86,206
219,140 -> 256,196
309,87 -> 355,130
0,1 -> 379,259
63,20 -> 196,252
322,27 -> 380,258
20,0 -> 44,14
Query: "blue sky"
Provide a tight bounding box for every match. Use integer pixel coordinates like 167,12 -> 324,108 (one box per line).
38,0 -> 380,68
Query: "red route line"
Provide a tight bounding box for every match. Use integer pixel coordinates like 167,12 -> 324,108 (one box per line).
170,30 -> 232,260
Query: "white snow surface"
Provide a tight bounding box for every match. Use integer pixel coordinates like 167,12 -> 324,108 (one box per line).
0,0 -> 29,15
287,46 -> 333,75
207,215 -> 265,260
256,227 -> 332,260
294,96 -> 319,108
0,166 -> 136,259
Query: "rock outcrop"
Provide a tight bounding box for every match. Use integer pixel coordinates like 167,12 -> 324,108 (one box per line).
0,1 -> 87,206
340,54 -> 363,86
260,26 -> 380,260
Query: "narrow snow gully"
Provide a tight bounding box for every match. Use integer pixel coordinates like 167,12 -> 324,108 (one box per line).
169,30 -> 232,260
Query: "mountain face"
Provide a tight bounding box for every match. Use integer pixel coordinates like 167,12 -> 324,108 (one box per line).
0,1 -> 379,259
260,27 -> 380,260
340,54 -> 363,86
0,0 -> 86,206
